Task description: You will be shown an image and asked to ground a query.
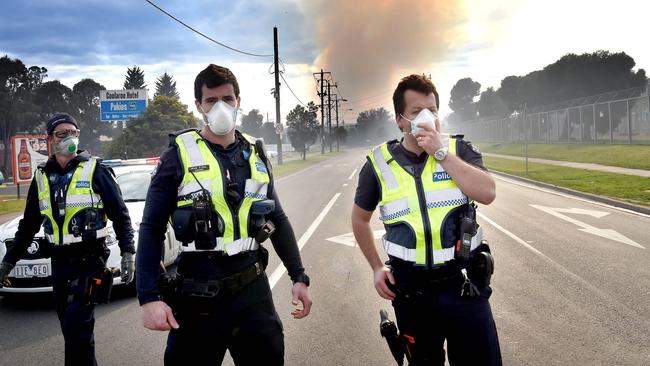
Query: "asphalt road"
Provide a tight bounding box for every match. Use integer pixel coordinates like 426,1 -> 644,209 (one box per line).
1,148 -> 649,365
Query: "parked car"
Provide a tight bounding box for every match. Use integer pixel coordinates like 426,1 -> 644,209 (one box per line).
0,170 -> 4,185
0,158 -> 182,294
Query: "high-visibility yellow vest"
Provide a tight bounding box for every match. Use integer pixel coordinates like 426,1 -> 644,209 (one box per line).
35,158 -> 109,245
367,135 -> 481,265
174,130 -> 270,255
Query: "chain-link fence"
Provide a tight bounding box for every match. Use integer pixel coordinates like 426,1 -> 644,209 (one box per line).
452,84 -> 650,144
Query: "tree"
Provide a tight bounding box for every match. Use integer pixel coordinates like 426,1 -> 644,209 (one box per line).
36,80 -> 74,124
477,87 -> 508,118
123,66 -> 146,90
0,55 -> 47,173
259,122 -> 278,145
355,107 -> 394,143
72,78 -> 108,154
494,51 -> 647,114
106,96 -> 199,159
154,72 -> 179,99
286,102 -> 319,160
240,109 -> 264,137
449,78 -> 480,122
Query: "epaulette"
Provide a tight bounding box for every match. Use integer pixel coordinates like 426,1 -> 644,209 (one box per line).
169,128 -> 200,145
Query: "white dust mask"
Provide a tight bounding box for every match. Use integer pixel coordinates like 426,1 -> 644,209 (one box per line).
402,109 -> 438,135
201,100 -> 238,135
55,136 -> 79,156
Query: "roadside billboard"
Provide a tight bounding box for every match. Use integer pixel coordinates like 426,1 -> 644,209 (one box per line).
11,135 -> 50,184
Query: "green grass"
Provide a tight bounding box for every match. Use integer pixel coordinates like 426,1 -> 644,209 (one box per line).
484,156 -> 650,207
477,143 -> 650,170
0,198 -> 26,215
273,151 -> 340,178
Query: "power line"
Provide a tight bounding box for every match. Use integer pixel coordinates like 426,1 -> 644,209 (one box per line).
279,72 -> 308,108
145,0 -> 273,58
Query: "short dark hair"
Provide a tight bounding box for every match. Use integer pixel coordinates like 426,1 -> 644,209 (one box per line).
194,64 -> 240,102
392,74 -> 439,117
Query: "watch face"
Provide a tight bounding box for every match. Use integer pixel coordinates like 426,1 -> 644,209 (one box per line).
435,148 -> 447,161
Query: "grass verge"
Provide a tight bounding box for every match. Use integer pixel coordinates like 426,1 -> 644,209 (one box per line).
0,199 -> 26,216
477,143 -> 650,170
272,151 -> 340,178
484,156 -> 650,207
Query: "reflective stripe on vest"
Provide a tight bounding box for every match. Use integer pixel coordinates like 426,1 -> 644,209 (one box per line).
368,135 -> 471,265
382,227 -> 483,263
180,237 -> 260,255
36,158 -> 107,245
175,131 -> 270,253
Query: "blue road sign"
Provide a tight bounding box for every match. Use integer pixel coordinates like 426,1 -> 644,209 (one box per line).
100,99 -> 147,121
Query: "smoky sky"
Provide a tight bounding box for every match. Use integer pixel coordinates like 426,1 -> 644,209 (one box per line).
303,0 -> 465,110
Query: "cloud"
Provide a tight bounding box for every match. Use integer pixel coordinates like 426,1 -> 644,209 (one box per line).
0,0 -> 316,67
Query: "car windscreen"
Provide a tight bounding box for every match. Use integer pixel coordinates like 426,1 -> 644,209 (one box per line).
115,170 -> 152,201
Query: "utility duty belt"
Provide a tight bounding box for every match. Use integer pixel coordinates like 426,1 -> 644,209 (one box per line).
160,261 -> 265,310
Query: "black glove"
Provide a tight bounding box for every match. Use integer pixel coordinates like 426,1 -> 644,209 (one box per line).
120,252 -> 135,285
0,261 -> 14,287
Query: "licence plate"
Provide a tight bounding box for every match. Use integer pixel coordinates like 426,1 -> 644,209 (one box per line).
11,264 -> 51,278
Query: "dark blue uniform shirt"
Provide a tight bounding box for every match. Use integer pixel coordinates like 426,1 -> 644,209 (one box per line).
136,130 -> 305,305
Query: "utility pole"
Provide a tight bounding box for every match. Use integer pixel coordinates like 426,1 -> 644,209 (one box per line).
320,70 -> 325,154
334,95 -> 347,152
273,27 -> 283,165
327,81 -> 332,152
313,69 -> 331,154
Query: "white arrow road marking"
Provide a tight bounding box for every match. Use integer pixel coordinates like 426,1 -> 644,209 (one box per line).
546,207 -> 610,218
530,204 -> 644,249
325,230 -> 386,247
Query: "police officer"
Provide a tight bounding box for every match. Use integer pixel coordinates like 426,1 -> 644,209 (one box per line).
351,75 -> 502,365
136,64 -> 312,366
0,113 -> 136,366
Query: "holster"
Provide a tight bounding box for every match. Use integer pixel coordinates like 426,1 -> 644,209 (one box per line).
467,240 -> 495,288
67,268 -> 114,305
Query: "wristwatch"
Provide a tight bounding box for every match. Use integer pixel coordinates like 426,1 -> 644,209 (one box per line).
433,146 -> 448,161
292,273 -> 310,287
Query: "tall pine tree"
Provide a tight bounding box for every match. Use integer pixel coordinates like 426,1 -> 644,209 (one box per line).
123,66 -> 146,89
154,72 -> 179,99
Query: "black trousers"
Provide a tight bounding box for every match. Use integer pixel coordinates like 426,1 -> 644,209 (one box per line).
52,255 -> 105,366
165,273 -> 284,366
392,283 -> 502,366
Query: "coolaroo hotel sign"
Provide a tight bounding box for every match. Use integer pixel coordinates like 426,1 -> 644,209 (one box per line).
100,89 -> 148,121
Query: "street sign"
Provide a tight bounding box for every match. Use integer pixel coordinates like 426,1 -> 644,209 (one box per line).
11,135 -> 50,184
100,89 -> 148,121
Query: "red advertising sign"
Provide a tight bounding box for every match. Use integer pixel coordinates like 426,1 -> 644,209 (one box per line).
11,135 -> 50,184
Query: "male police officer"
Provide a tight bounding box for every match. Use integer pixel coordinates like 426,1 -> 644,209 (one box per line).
136,64 -> 312,365
0,113 -> 135,366
351,75 -> 502,365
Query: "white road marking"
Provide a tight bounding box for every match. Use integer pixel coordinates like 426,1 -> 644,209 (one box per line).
268,193 -> 342,288
325,229 -> 385,247
494,174 -> 650,219
347,168 -> 358,180
477,211 -> 617,302
531,205 -> 644,249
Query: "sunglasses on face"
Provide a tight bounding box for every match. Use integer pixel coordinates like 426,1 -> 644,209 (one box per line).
53,129 -> 81,138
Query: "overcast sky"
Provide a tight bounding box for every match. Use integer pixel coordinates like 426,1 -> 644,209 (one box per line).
1,0 -> 649,124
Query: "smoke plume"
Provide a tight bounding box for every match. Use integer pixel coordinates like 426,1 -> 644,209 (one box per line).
302,0 -> 465,115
